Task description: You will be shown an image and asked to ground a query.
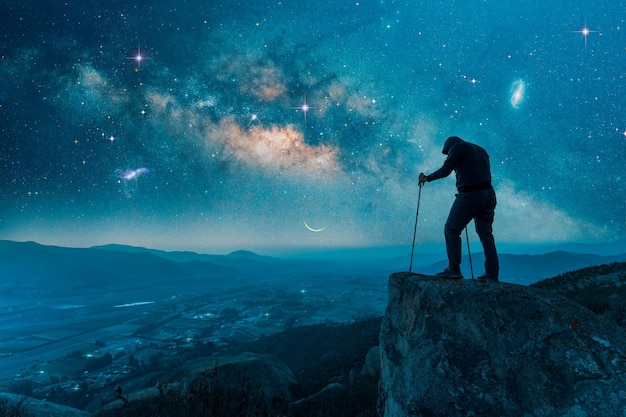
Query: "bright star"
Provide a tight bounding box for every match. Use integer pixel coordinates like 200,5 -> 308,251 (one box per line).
127,42 -> 150,70
462,75 -> 478,85
570,20 -> 598,50
247,109 -> 262,126
293,93 -> 315,127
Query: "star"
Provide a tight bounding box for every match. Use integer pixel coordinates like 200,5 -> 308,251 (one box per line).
461,75 -> 478,85
570,20 -> 598,50
247,109 -> 262,126
293,93 -> 315,127
126,42 -> 150,71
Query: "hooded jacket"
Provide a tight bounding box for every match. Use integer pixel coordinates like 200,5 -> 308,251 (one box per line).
426,136 -> 492,192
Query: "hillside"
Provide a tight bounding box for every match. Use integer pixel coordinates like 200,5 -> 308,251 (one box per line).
531,261 -> 626,328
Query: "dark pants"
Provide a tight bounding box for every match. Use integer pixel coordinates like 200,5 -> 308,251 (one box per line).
444,188 -> 499,278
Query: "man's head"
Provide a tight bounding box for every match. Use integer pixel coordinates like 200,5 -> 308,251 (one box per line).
442,136 -> 465,155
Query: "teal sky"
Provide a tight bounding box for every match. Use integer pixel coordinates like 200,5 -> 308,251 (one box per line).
1,1 -> 624,253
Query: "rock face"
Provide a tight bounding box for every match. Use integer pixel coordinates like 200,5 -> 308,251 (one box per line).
379,272 -> 626,417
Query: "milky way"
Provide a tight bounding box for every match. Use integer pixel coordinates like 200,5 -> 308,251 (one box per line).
0,1 -> 624,253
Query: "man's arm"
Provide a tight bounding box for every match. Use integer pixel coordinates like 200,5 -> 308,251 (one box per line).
419,144 -> 465,186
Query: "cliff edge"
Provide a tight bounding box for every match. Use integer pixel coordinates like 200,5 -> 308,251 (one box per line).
379,272 -> 626,417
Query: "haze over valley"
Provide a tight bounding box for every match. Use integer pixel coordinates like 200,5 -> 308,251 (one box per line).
0,239 -> 624,412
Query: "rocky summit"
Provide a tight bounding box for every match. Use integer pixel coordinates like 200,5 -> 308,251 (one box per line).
378,272 -> 626,417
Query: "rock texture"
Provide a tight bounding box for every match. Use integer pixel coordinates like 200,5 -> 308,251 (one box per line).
0,392 -> 89,417
379,272 -> 626,417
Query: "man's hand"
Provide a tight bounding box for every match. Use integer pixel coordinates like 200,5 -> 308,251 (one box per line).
418,173 -> 427,187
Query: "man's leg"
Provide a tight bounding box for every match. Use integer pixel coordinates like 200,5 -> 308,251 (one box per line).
444,194 -> 475,271
474,189 -> 499,278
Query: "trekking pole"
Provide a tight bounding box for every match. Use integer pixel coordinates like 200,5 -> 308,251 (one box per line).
465,226 -> 475,279
409,184 -> 423,272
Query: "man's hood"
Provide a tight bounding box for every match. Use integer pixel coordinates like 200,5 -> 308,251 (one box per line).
442,136 -> 465,155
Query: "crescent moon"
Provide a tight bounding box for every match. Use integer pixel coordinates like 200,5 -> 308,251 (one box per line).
304,220 -> 327,232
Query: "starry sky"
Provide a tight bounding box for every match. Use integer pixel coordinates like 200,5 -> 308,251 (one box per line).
1,1 -> 624,254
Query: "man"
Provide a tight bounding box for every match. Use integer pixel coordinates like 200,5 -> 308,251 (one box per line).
418,136 -> 499,282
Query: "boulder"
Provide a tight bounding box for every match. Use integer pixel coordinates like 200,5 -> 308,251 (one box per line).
361,346 -> 381,378
378,272 -> 626,417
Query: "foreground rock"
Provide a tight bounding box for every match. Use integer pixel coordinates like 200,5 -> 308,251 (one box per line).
379,272 -> 626,417
0,392 -> 89,417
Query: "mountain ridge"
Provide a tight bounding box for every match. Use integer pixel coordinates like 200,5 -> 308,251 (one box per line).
2,240 -> 625,288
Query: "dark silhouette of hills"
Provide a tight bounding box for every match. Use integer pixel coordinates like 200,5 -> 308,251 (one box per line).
424,250 -> 626,284
505,238 -> 626,256
91,243 -> 280,265
231,317 -> 382,398
0,240 -> 232,296
2,240 -> 625,293
531,261 -> 626,328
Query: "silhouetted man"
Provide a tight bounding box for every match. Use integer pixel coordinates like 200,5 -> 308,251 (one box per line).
418,136 -> 499,282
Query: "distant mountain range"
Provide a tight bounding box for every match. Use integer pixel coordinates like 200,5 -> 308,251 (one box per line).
0,240 -> 624,291
90,243 -> 279,264
423,251 -> 626,285
496,239 -> 626,256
